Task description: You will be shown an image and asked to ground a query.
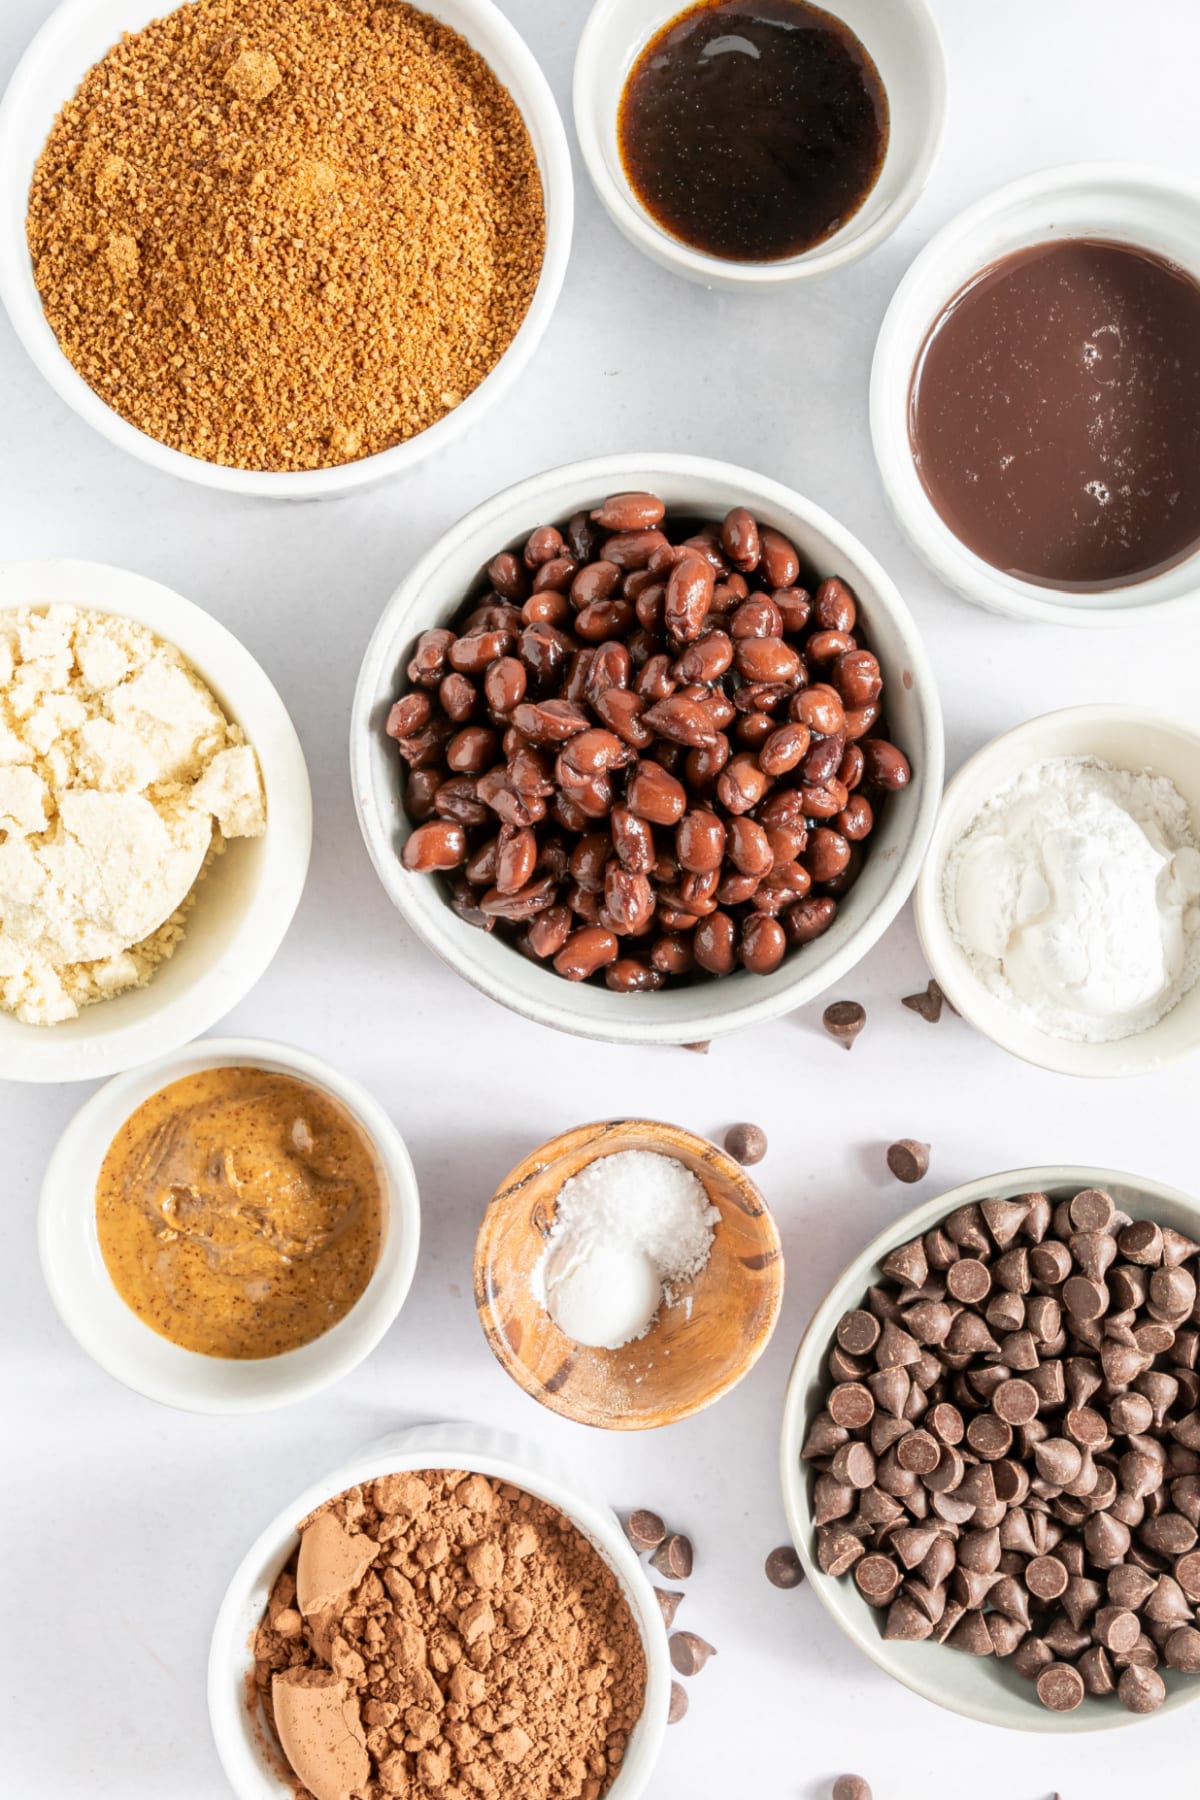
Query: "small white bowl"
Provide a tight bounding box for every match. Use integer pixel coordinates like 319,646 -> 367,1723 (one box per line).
872,163 -> 1200,624
39,1035 -> 421,1413
573,0 -> 946,290
351,451 -> 944,1046
915,705 -> 1200,1079
0,0 -> 572,498
781,1163 -> 1200,1732
0,560 -> 311,1083
208,1420 -> 670,1800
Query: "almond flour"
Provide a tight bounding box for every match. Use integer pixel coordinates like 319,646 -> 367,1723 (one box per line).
25,0 -> 546,472
0,605 -> 265,1024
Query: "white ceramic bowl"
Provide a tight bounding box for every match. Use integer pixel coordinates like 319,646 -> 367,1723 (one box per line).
872,163 -> 1200,624
781,1163 -> 1200,1732
351,452 -> 944,1045
0,560 -> 311,1083
573,0 -> 946,290
0,0 -> 572,498
915,705 -> 1200,1079
39,1035 -> 421,1413
208,1420 -> 670,1800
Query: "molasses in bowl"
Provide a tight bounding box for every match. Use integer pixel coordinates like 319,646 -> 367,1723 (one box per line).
574,0 -> 946,289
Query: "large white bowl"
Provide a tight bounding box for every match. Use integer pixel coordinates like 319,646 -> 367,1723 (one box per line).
573,0 -> 946,291
780,1164 -> 1200,1732
0,0 -> 572,498
915,705 -> 1200,1078
39,1036 -> 421,1413
351,452 -> 944,1045
0,561 -> 311,1082
872,163 -> 1200,624
208,1421 -> 670,1800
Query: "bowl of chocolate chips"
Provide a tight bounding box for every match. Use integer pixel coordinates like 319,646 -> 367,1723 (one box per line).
781,1166 -> 1200,1730
351,453 -> 942,1044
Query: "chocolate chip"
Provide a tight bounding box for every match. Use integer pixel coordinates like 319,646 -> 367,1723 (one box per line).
682,1040 -> 711,1055
901,979 -> 945,1023
649,1533 -> 693,1580
765,1544 -> 804,1589
625,1509 -> 666,1552
1118,1665 -> 1166,1715
654,1588 -> 684,1627
668,1680 -> 688,1723
669,1630 -> 716,1675
886,1138 -> 929,1183
724,1121 -> 767,1165
832,1779 -> 872,1800
1036,1662 -> 1085,1712
822,999 -> 866,1049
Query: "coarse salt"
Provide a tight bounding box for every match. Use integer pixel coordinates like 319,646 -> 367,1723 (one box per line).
531,1149 -> 720,1351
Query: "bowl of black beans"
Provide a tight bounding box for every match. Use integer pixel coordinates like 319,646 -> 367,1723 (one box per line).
781,1166 -> 1200,1729
352,453 -> 942,1043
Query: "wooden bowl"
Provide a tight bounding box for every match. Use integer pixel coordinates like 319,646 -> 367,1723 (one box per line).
474,1118 -> 784,1430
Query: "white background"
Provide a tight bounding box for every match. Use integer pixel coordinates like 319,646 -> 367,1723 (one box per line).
3,1 -> 1200,1795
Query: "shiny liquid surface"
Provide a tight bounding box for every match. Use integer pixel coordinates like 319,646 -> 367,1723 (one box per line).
909,239 -> 1200,591
617,0 -> 888,263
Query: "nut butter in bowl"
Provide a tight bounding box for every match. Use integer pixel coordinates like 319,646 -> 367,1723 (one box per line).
39,1036 -> 421,1412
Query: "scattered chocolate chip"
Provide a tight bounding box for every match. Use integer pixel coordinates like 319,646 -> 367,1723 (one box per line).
886,1138 -> 930,1183
652,1590 -> 683,1630
725,1121 -> 767,1165
765,1544 -> 804,1589
901,978 -> 946,1023
682,1040 -> 711,1055
668,1680 -> 688,1723
625,1509 -> 666,1552
823,1000 -> 866,1050
669,1630 -> 717,1676
832,1778 -> 872,1800
649,1533 -> 693,1580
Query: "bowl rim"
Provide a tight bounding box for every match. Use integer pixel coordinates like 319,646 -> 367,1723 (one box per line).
572,0 -> 947,287
870,160 -> 1200,625
0,559 -> 312,1082
0,0 -> 574,497
207,1421 -> 671,1800
779,1161 -> 1200,1732
38,1034 -> 422,1413
350,449 -> 946,1045
473,1115 -> 784,1430
913,702 -> 1200,1078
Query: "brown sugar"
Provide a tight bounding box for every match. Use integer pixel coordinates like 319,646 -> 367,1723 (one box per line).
26,0 -> 545,472
253,1471 -> 648,1800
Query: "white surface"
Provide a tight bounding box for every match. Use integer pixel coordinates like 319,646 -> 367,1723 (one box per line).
3,2 -> 1200,1796
0,561 -> 312,1080
916,708 -> 1200,1078
0,0 -> 574,496
871,163 -> 1200,622
208,1424 -> 669,1800
573,0 -> 946,287
39,1037 -> 421,1413
780,1166 -> 1200,1733
352,452 -> 943,1044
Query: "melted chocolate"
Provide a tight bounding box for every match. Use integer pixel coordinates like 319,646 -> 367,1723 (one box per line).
617,0 -> 888,264
909,239 -> 1200,590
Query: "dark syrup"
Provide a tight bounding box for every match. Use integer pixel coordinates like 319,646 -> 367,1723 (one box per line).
617,0 -> 889,263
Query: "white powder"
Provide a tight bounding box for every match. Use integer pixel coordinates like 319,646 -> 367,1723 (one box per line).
531,1149 -> 720,1350
944,754 -> 1200,1043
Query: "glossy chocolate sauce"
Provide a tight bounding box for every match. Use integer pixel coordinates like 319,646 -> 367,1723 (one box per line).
909,239 -> 1200,590
617,0 -> 888,263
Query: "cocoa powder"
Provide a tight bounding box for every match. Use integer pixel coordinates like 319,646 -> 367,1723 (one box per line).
26,0 -> 545,472
253,1469 -> 647,1800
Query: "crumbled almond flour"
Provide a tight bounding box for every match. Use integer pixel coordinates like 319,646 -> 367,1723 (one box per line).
0,605 -> 265,1024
